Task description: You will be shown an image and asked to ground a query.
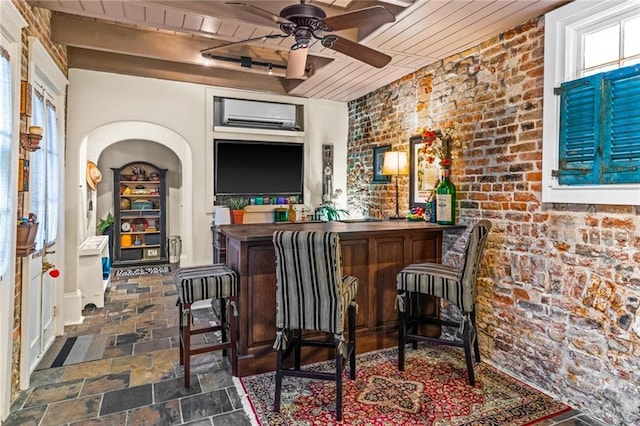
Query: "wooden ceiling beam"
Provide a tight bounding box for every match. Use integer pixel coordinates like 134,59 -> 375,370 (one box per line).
67,47 -> 290,94
52,13 -> 227,65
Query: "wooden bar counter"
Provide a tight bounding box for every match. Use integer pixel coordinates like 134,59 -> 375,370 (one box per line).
220,220 -> 465,376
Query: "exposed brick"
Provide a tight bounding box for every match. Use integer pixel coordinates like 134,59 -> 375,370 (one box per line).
347,14 -> 640,425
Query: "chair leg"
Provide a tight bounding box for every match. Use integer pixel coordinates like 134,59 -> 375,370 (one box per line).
335,341 -> 343,422
178,303 -> 184,366
294,330 -> 301,370
183,306 -> 192,388
348,303 -> 356,380
409,292 -> 419,349
229,297 -> 238,376
220,298 -> 227,357
462,318 -> 475,386
471,309 -> 481,362
273,347 -> 284,413
398,291 -> 406,371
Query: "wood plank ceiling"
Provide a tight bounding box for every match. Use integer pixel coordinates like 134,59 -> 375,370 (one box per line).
27,0 -> 568,102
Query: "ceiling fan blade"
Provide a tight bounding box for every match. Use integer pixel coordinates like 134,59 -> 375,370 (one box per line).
286,46 -> 308,80
225,2 -> 293,25
322,36 -> 391,68
324,5 -> 395,32
200,34 -> 286,54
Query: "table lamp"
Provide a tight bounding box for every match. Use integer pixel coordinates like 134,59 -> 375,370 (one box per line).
382,150 -> 409,219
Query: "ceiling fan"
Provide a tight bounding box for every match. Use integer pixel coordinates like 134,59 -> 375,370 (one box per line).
200,1 -> 395,79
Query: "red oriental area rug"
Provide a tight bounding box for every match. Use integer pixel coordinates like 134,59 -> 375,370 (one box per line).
236,343 -> 572,425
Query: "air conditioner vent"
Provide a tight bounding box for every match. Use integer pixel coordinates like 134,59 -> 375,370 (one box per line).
222,98 -> 297,130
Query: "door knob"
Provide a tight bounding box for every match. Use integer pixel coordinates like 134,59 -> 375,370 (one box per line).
42,261 -> 54,273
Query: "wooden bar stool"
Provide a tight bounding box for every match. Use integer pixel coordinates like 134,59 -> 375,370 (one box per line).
175,264 -> 238,387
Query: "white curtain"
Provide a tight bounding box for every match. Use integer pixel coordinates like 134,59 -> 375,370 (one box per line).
45,101 -> 58,244
0,47 -> 12,276
30,89 -> 45,250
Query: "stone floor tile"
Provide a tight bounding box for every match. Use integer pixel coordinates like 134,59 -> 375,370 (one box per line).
126,399 -> 182,425
211,410 -> 253,426
39,394 -> 102,425
102,342 -> 134,358
133,337 -> 172,355
115,331 -> 151,345
100,383 -> 153,416
68,411 -> 127,425
110,353 -> 153,373
198,368 -> 233,392
23,378 -> 84,407
151,347 -> 179,366
62,358 -> 112,381
129,363 -> 176,387
29,366 -> 65,388
1,404 -> 47,426
180,390 -> 234,423
100,323 -> 137,335
152,326 -> 179,339
80,373 -> 130,396
182,418 -> 213,426
154,375 -> 202,403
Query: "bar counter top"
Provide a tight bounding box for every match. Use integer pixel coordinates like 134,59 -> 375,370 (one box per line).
220,219 -> 465,241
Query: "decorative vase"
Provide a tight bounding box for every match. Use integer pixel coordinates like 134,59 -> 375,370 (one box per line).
231,209 -> 245,224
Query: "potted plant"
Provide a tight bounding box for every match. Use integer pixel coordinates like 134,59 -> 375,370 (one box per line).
97,212 -> 115,260
225,198 -> 249,224
315,203 -> 348,221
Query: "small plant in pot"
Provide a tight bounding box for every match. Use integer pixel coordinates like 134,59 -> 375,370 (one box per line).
97,212 -> 115,260
225,198 -> 249,224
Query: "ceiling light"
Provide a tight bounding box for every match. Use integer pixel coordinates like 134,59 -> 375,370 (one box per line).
268,63 -> 273,75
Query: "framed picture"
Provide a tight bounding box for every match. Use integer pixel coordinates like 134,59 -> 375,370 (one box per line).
372,145 -> 391,183
409,135 -> 440,207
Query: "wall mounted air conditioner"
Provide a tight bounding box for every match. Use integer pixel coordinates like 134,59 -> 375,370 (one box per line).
222,98 -> 297,130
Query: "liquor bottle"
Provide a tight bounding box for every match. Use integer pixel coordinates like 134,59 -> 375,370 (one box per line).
288,201 -> 297,222
435,169 -> 456,225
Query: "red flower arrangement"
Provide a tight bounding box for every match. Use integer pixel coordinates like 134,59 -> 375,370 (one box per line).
420,126 -> 463,169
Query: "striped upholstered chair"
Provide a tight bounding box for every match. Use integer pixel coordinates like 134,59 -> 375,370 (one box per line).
175,264 -> 238,387
396,219 -> 491,386
272,230 -> 358,421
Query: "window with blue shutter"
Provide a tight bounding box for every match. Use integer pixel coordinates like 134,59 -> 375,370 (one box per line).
601,66 -> 640,183
556,64 -> 640,185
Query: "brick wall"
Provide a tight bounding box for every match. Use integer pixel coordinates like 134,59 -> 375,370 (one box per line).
348,16 -> 640,425
10,0 -> 67,403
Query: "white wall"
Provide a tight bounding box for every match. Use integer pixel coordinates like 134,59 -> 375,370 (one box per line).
64,69 -> 348,322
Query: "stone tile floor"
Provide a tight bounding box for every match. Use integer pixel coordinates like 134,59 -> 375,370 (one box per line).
2,267 -> 606,426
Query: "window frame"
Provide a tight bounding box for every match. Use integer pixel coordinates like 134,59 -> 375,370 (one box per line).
542,0 -> 640,205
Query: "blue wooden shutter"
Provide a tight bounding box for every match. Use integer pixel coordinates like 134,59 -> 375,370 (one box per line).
601,65 -> 640,184
557,74 -> 602,185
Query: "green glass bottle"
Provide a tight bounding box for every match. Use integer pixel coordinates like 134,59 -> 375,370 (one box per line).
435,169 -> 456,225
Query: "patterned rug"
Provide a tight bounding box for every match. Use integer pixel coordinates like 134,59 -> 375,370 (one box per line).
237,343 -> 572,425
113,265 -> 172,278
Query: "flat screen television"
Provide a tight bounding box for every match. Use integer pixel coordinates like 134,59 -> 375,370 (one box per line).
214,139 -> 304,197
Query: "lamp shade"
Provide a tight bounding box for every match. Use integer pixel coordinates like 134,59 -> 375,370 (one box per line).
382,151 -> 409,176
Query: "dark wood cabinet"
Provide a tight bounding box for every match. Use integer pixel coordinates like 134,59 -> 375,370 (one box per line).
112,162 -> 168,266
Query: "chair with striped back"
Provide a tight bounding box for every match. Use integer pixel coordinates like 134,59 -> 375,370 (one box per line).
396,219 -> 491,386
272,230 -> 358,421
175,264 -> 238,387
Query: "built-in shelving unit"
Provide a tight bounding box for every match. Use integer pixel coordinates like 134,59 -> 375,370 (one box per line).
112,161 -> 167,265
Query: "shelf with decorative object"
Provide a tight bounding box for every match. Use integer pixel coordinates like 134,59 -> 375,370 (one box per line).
112,161 -> 167,265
